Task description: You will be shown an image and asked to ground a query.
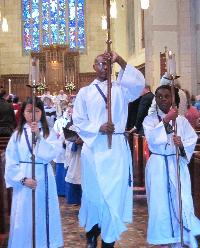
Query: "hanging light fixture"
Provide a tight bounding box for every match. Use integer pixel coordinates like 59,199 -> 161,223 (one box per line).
101,15 -> 107,30
140,0 -> 149,9
101,0 -> 117,30
110,0 -> 117,19
2,0 -> 8,32
2,17 -> 8,32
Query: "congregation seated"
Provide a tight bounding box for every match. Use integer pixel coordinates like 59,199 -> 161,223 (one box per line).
56,90 -> 68,103
41,90 -> 52,102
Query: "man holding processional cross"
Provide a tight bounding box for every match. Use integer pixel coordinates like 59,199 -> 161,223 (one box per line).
72,50 -> 145,247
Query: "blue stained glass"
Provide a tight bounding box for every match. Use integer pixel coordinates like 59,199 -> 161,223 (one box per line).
22,0 -> 85,53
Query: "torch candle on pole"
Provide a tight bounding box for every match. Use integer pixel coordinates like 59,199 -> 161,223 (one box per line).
167,50 -> 184,246
167,51 -> 176,76
8,79 -> 11,95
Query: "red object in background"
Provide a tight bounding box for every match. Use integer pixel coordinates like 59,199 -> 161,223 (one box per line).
12,103 -> 21,125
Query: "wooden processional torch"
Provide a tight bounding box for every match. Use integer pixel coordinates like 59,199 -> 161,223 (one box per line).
167,51 -> 184,246
26,79 -> 37,248
106,0 -> 112,149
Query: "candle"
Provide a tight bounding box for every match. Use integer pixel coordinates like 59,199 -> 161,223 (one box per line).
167,51 -> 176,76
44,76 -> 46,83
65,75 -> 68,83
8,79 -> 11,95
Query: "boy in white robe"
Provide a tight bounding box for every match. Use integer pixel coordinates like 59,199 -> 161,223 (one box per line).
72,51 -> 145,247
143,85 -> 200,248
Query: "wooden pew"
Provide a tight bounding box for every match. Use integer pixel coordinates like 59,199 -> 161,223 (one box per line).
132,134 -> 146,187
0,137 -> 10,234
189,152 -> 200,219
189,130 -> 200,218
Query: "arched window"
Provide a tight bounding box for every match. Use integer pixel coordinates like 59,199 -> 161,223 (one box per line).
22,0 -> 85,53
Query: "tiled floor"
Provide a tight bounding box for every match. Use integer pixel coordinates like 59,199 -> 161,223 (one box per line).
0,194 -> 152,248
1,193 -> 199,248
61,194 -> 153,248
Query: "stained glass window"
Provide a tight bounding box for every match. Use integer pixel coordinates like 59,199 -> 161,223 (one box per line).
22,0 -> 85,53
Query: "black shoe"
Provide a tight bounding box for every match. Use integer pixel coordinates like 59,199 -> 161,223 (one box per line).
86,224 -> 101,248
101,240 -> 115,248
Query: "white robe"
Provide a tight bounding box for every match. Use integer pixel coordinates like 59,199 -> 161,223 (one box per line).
65,125 -> 82,185
143,108 -> 200,247
4,124 -> 64,248
72,64 -> 145,243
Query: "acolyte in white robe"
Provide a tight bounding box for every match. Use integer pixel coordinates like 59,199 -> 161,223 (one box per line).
65,125 -> 82,185
4,124 -> 64,248
143,108 -> 200,247
72,64 -> 145,243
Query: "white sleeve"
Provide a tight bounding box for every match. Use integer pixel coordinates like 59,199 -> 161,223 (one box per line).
117,64 -> 145,102
36,129 -> 63,162
143,114 -> 168,146
5,133 -> 24,188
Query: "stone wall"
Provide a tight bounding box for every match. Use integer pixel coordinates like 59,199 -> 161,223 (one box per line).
1,0 -> 200,95
144,0 -> 200,95
0,1 -> 108,75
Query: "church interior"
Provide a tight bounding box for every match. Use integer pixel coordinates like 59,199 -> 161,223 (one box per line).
1,0 -> 200,247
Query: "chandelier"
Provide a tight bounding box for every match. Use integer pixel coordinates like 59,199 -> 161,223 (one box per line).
140,0 -> 150,10
101,0 -> 117,30
1,0 -> 8,32
110,0 -> 117,19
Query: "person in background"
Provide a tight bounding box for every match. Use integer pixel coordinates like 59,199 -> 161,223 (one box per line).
183,89 -> 200,129
43,96 -> 57,130
41,90 -> 52,102
126,97 -> 141,131
53,106 -> 71,197
56,90 -> 68,103
143,84 -> 200,248
0,89 -> 16,137
194,95 -> 200,111
72,51 -> 145,248
4,97 -> 63,248
191,95 -> 196,106
128,84 -> 154,136
64,122 -> 83,206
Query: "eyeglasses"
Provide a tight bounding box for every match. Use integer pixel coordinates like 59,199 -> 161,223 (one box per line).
95,61 -> 108,70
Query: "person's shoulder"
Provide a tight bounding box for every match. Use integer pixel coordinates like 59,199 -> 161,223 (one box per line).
177,114 -> 190,123
77,82 -> 94,95
8,130 -> 19,144
144,112 -> 156,122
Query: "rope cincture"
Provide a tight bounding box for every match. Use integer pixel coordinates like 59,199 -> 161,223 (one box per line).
23,128 -> 50,248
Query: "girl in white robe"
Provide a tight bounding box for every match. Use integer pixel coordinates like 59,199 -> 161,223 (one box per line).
143,85 -> 200,248
4,97 -> 64,248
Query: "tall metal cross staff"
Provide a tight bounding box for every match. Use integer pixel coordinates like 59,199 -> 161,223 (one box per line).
167,51 -> 184,246
106,0 -> 112,149
26,80 -> 37,248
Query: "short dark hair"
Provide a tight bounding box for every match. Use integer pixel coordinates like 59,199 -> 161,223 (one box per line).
155,84 -> 180,108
